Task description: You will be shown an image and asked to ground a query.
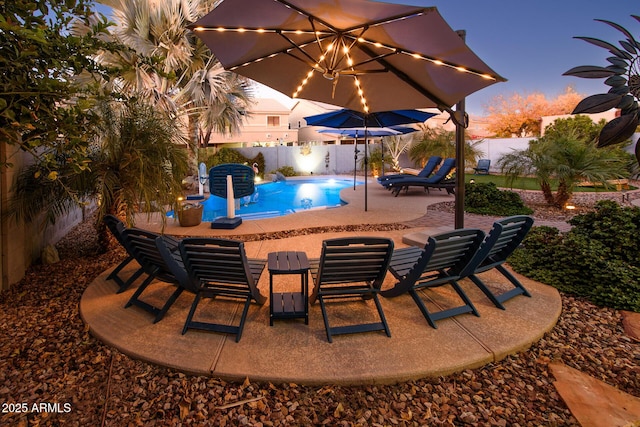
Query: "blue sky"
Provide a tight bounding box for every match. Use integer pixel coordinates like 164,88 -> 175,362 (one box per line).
95,1 -> 638,116
416,1 -> 638,115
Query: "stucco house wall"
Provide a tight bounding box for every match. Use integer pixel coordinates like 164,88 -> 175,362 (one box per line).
207,98 -> 298,146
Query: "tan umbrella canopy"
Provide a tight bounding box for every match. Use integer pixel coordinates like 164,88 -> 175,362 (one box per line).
188,0 -> 505,115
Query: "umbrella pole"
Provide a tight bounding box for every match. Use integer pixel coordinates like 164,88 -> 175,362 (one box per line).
454,100 -> 465,229
381,139 -> 385,177
353,133 -> 359,190
455,31 -> 467,229
364,131 -> 368,211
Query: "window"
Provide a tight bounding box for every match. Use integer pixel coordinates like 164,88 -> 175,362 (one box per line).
267,116 -> 280,127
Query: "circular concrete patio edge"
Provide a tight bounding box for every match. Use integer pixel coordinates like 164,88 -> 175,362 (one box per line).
80,261 -> 562,386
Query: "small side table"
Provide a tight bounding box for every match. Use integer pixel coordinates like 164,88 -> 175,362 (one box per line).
268,251 -> 310,326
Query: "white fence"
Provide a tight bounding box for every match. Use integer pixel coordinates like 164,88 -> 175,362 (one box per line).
236,143 -> 383,176
235,133 -> 639,176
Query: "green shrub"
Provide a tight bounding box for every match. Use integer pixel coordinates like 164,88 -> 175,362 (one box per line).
272,166 -> 297,177
568,200 -> 640,265
464,182 -> 533,216
509,201 -> 640,312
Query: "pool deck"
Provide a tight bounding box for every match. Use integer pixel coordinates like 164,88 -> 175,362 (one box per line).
80,176 -> 566,385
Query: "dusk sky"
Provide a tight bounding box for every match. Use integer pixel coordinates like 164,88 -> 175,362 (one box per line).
426,1 -> 638,115
95,1 -> 639,116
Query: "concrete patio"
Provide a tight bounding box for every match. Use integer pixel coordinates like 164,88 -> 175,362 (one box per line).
80,177 -> 565,385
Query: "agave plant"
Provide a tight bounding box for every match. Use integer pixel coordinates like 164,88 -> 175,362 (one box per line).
564,15 -> 640,166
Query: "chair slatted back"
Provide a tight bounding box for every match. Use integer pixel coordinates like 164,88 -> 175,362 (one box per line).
487,216 -> 534,263
104,214 -> 126,245
122,228 -> 176,283
423,229 -> 486,274
179,238 -> 259,299
424,157 -> 455,183
316,237 -> 394,288
461,216 -> 534,276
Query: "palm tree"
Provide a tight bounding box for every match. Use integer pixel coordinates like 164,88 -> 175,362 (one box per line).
408,125 -> 483,169
91,0 -> 253,162
92,98 -> 189,224
499,117 -> 632,209
8,98 -> 189,250
383,134 -> 414,171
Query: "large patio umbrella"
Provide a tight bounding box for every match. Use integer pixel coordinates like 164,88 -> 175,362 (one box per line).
189,0 -> 505,223
188,0 -> 504,116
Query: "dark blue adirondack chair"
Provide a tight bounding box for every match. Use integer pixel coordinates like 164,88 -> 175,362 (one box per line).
104,215 -> 144,293
460,216 -> 535,309
310,237 -> 394,342
381,228 -> 485,328
122,228 -> 185,323
473,159 -> 491,175
104,215 -> 180,294
156,237 -> 267,341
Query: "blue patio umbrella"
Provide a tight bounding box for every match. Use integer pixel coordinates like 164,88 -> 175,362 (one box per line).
305,109 -> 434,210
317,126 -> 416,138
305,109 -> 435,129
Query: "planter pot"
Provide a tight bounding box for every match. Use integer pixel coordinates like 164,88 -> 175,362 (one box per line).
178,204 -> 203,227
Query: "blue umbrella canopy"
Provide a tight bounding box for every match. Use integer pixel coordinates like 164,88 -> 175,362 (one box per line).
317,126 -> 416,138
305,109 -> 436,128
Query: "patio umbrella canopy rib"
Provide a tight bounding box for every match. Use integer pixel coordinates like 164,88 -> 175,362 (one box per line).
188,0 -> 506,114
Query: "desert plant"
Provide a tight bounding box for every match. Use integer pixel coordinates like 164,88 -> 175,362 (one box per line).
464,182 -> 533,216
564,15 -> 640,167
409,125 -> 483,169
360,147 -> 391,175
273,166 -> 297,177
509,201 -> 640,312
7,98 -> 189,250
498,116 -> 631,208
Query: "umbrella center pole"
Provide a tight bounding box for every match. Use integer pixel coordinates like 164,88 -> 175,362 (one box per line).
364,136 -> 368,211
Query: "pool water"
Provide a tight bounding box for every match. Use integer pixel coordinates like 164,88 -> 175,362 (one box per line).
198,178 -> 361,221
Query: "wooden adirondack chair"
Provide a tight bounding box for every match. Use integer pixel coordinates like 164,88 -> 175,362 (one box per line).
156,237 -> 267,342
310,237 -> 394,342
381,228 -> 485,328
460,216 -> 535,309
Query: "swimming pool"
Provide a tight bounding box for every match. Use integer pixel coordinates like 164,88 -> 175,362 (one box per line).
197,177 -> 362,221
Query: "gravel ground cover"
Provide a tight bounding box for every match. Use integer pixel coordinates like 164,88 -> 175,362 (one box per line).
1,208 -> 638,426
